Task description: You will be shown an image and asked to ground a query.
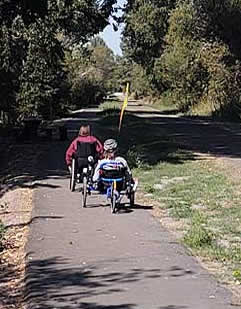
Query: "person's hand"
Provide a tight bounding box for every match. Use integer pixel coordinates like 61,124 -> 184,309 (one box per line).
68,165 -> 72,173
93,182 -> 98,190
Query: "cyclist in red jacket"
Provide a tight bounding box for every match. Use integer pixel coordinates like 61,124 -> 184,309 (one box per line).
65,124 -> 103,172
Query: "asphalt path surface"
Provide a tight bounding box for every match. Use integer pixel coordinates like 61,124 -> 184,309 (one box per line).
26,105 -> 241,309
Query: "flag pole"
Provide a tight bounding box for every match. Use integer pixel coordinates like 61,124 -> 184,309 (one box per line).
118,82 -> 129,134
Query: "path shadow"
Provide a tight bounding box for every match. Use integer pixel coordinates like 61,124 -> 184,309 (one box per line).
97,110 -> 241,166
158,306 -> 187,309
25,256 -> 191,309
2,106 -> 241,197
129,204 -> 153,210
6,215 -> 64,228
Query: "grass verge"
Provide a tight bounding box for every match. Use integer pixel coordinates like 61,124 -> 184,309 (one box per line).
132,151 -> 241,291
97,108 -> 241,299
99,101 -> 121,115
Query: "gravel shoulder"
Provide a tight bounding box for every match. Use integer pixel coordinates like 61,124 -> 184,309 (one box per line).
0,140 -> 49,309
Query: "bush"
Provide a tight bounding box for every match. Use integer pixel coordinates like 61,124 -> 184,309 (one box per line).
126,147 -> 145,169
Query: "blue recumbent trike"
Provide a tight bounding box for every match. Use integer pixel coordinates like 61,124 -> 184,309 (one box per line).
69,142 -> 136,212
96,161 -> 135,213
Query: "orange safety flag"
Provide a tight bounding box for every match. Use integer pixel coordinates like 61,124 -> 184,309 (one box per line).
118,82 -> 129,132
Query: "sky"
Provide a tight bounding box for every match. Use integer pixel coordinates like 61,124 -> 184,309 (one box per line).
100,0 -> 127,56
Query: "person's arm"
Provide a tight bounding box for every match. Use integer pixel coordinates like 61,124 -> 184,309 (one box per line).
65,140 -> 77,166
117,157 -> 131,174
93,161 -> 102,182
95,138 -> 104,159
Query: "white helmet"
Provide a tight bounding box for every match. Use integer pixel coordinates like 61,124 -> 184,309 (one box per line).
104,139 -> 118,152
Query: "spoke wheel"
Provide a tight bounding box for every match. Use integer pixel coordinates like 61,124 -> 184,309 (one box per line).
82,176 -> 87,208
70,159 -> 76,192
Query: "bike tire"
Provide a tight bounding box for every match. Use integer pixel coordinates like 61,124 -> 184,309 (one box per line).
130,191 -> 135,207
111,193 -> 116,214
70,159 -> 76,192
82,176 -> 87,208
111,182 -> 117,214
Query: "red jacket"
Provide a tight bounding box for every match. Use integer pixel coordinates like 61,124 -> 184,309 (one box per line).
65,136 -> 103,166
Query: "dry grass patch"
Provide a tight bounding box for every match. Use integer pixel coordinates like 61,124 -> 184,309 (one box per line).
0,187 -> 33,309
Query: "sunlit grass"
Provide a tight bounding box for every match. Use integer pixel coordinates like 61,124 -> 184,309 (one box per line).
99,101 -> 121,112
133,150 -> 241,284
98,109 -> 241,285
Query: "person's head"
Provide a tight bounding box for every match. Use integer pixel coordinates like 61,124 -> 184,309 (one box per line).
79,125 -> 91,137
103,139 -> 118,159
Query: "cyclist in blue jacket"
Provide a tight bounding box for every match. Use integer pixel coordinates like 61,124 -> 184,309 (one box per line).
93,139 -> 132,183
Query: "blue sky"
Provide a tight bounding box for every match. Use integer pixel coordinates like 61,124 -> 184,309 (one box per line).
100,0 -> 127,56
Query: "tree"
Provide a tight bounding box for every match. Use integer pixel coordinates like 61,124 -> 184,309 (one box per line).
17,18 -> 63,119
156,0 -> 241,117
0,16 -> 27,123
0,0 -> 118,122
121,0 -> 175,68
64,37 -> 118,108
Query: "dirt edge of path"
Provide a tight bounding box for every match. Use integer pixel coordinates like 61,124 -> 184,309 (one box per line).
0,187 -> 34,309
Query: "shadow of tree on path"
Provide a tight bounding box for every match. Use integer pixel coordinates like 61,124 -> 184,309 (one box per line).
158,306 -> 187,309
25,256 -> 191,309
3,107 -> 238,197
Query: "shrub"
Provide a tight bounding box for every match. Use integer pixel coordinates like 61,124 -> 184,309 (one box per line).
126,147 -> 145,169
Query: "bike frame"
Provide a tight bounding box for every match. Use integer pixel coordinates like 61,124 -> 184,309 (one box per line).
101,177 -> 124,203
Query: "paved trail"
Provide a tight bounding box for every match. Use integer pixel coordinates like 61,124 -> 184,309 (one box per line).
26,105 -> 241,309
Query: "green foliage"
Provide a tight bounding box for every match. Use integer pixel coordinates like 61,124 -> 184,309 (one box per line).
0,16 -> 27,123
120,0 -> 176,97
233,269 -> 241,282
130,63 -> 156,98
126,146 -> 145,169
184,212 -> 213,249
17,19 -> 63,119
121,0 -> 241,120
144,184 -> 155,194
156,37 -> 205,111
199,42 -> 241,120
0,0 -> 117,123
122,0 -> 175,67
100,101 -> 120,111
64,37 -> 118,109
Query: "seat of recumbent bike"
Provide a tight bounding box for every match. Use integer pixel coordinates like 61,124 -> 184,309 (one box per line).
100,161 -> 126,182
75,141 -> 97,170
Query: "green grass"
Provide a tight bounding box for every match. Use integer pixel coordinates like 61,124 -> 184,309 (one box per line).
133,151 -> 241,284
99,101 -> 121,112
184,212 -> 213,248
97,109 -> 241,285
233,269 -> 241,282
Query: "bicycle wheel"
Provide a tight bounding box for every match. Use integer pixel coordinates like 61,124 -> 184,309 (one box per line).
111,182 -> 117,214
70,159 -> 76,192
130,191 -> 135,207
82,176 -> 87,207
111,193 -> 116,213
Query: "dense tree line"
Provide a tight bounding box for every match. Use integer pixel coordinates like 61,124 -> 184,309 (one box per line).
121,0 -> 241,119
2,0 -> 241,123
0,0 -> 117,123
